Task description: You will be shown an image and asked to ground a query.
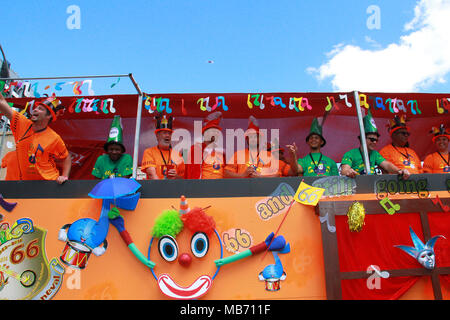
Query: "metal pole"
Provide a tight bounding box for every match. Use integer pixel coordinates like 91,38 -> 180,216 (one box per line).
129,73 -> 144,179
0,74 -> 130,81
353,90 -> 372,175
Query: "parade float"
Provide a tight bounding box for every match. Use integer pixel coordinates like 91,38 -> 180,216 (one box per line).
0,75 -> 449,300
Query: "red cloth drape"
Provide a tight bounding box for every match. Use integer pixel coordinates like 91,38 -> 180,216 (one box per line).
428,211 -> 450,290
336,212 -> 427,299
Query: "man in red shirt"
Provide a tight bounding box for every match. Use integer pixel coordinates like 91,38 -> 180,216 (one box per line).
380,115 -> 422,174
0,94 -> 71,183
423,124 -> 450,173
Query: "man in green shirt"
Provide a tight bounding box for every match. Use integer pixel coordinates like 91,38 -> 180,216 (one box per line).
92,115 -> 133,179
297,118 -> 339,177
340,110 -> 409,179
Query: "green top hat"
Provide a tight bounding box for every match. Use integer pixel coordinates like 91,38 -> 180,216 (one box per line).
306,118 -> 326,147
104,115 -> 125,152
363,110 -> 380,137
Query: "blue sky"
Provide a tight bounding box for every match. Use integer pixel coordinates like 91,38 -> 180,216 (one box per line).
2,0 -> 449,95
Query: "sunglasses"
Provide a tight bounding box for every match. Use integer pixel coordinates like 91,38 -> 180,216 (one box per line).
367,137 -> 378,142
396,131 -> 410,136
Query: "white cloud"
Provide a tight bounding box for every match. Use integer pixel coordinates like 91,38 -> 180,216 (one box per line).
309,0 -> 450,92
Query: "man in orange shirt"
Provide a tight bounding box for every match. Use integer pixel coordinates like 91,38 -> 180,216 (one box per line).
423,124 -> 449,174
141,114 -> 185,180
0,94 -> 71,183
379,115 -> 422,174
224,116 -> 295,178
185,111 -> 225,179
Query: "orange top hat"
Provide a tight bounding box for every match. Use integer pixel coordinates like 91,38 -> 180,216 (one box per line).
430,124 -> 450,142
202,111 -> 223,134
154,114 -> 173,134
387,115 -> 409,136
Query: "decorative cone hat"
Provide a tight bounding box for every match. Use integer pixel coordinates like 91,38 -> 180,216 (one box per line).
104,115 -> 125,152
387,115 -> 409,136
363,109 -> 380,137
306,118 -> 326,147
245,115 -> 260,136
179,195 -> 190,215
202,111 -> 223,134
155,114 -> 173,133
430,124 -> 450,142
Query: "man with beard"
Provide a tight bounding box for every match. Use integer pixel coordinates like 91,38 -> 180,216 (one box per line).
0,94 -> 71,183
297,118 -> 338,177
423,124 -> 450,173
92,115 -> 133,179
340,111 -> 410,179
141,114 -> 185,180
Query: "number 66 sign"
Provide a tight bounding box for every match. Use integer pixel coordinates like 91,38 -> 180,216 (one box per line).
294,181 -> 325,206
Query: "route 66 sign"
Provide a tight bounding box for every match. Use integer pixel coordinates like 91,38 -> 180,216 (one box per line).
0,218 -> 65,300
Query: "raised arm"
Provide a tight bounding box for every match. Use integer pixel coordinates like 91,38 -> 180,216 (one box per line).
0,94 -> 13,120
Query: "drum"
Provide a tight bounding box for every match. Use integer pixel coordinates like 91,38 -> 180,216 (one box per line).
264,278 -> 281,292
60,241 -> 92,269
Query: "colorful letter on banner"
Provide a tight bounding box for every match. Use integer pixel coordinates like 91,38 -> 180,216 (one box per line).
293,181 -> 325,206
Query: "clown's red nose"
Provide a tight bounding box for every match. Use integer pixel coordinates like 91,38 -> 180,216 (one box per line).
178,253 -> 192,267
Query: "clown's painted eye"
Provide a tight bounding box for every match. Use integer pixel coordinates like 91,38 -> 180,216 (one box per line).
158,236 -> 178,262
191,232 -> 209,258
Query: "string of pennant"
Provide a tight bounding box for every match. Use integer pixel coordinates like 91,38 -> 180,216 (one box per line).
0,78 -> 123,98
2,78 -> 449,116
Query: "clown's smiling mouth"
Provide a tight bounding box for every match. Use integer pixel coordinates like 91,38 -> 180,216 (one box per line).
157,274 -> 212,300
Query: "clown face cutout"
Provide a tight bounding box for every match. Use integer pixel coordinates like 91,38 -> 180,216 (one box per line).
149,207 -> 222,300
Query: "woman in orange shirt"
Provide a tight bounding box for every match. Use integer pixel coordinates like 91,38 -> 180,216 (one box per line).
423,124 -> 450,174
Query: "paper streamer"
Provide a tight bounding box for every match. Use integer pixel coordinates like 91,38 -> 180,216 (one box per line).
111,77 -> 121,88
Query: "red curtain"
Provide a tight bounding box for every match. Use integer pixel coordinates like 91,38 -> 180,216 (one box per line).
63,140 -> 104,180
336,212 -> 431,299
428,212 -> 450,290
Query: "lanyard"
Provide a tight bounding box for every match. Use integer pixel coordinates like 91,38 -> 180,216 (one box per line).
309,153 -> 323,169
392,144 -> 411,160
157,146 -> 172,165
437,152 -> 450,167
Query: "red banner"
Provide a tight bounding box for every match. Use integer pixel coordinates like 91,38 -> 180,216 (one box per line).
4,91 -> 449,179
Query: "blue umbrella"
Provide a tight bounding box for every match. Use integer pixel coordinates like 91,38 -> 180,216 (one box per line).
88,177 -> 141,200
